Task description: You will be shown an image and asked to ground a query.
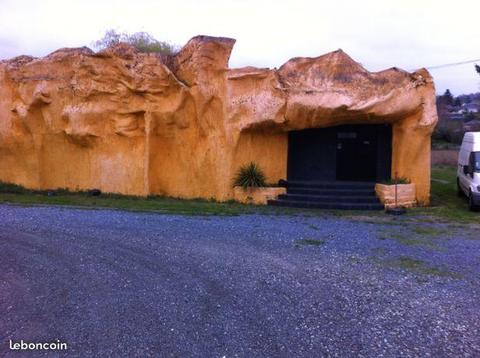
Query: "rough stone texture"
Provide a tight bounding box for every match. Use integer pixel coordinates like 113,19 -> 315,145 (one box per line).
0,36 -> 437,203
375,183 -> 417,208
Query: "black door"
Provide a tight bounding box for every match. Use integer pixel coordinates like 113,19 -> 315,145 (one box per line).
336,126 -> 377,181
287,128 -> 337,182
287,124 -> 391,183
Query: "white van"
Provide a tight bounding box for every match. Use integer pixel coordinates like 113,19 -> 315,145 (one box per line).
457,132 -> 480,211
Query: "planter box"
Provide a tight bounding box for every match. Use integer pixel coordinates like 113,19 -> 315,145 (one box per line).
375,183 -> 417,209
233,186 -> 286,205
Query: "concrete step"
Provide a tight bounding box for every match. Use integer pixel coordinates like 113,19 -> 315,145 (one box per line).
287,187 -> 376,196
268,199 -> 384,211
278,193 -> 380,204
283,180 -> 376,190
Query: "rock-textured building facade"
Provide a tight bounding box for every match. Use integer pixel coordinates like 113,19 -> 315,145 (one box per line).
0,36 -> 437,204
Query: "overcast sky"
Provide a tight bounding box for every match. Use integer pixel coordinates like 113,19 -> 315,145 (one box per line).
1,0 -> 479,95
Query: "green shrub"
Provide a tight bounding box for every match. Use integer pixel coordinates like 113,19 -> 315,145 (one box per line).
93,29 -> 178,55
381,177 -> 411,185
0,181 -> 28,194
233,162 -> 267,189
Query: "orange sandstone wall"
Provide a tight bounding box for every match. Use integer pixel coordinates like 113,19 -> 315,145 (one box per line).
0,36 -> 437,204
233,131 -> 288,185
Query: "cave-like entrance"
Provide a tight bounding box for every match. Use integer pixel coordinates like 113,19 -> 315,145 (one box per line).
287,124 -> 392,183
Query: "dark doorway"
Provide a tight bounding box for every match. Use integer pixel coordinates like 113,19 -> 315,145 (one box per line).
287,127 -> 336,182
287,124 -> 391,182
336,126 -> 377,181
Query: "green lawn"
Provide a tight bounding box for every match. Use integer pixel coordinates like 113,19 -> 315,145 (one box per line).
0,182 -> 312,216
412,165 -> 479,223
0,182 -> 261,216
0,166 -> 478,222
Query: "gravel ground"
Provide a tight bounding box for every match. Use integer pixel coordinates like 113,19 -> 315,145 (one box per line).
1,204 -> 479,357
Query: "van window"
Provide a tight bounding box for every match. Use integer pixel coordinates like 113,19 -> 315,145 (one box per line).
470,152 -> 480,172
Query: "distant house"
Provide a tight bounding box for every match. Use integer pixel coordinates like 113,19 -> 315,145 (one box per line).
461,103 -> 479,113
446,113 -> 466,121
444,104 -> 466,115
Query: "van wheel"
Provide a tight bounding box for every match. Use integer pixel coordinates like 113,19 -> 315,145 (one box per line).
468,190 -> 478,212
457,178 -> 464,197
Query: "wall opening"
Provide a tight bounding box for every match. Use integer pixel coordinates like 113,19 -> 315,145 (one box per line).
287,124 -> 392,182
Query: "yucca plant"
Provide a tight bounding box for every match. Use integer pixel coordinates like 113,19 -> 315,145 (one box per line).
233,162 -> 267,189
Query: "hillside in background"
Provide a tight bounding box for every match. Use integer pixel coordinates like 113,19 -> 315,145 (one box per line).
434,90 -> 480,145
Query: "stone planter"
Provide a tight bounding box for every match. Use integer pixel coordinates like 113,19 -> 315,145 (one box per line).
233,186 -> 286,205
375,183 -> 417,209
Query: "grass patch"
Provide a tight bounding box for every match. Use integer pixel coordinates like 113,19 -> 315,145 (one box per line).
346,215 -> 403,225
342,165 -> 468,227
0,165 -> 478,223
412,226 -> 445,236
347,255 -> 362,264
390,236 -> 426,247
378,229 -> 441,249
294,238 -> 325,247
378,230 -> 412,243
0,192 -> 247,216
410,165 -> 480,223
0,183 -> 284,216
0,182 -> 342,217
395,257 -> 426,270
385,256 -> 461,278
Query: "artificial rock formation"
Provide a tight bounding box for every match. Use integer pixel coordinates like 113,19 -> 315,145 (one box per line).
0,36 -> 437,204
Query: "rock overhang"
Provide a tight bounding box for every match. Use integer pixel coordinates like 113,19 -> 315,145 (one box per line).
0,35 -> 437,204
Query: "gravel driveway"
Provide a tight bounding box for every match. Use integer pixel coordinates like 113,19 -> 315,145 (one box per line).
1,204 -> 479,357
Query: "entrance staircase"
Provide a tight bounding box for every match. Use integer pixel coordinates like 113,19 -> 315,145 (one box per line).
267,181 -> 384,210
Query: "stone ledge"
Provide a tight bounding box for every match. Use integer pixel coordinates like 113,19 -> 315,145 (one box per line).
375,183 -> 417,208
233,187 -> 286,205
